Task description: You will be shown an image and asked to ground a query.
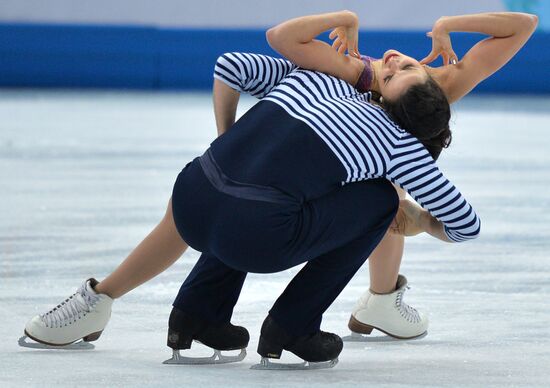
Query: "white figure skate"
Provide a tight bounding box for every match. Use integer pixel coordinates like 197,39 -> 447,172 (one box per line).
19,278 -> 113,349
343,274 -> 428,341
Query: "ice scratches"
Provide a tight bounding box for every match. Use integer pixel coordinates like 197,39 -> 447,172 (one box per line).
251,357 -> 338,370
163,348 -> 247,365
163,347 -> 339,369
18,335 -> 95,350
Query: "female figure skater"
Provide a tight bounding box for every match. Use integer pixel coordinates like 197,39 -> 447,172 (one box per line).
20,10 -> 496,369
252,10 -> 537,340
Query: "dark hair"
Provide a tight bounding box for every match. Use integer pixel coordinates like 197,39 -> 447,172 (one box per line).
381,76 -> 452,160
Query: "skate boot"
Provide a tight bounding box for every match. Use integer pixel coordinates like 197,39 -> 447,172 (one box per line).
19,278 -> 113,349
163,307 -> 249,365
251,315 -> 342,370
345,274 -> 428,341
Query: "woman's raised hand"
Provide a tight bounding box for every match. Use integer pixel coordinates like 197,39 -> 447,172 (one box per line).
421,19 -> 459,66
328,11 -> 360,58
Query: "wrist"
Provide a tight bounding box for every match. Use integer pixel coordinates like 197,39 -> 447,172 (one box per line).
338,10 -> 358,27
433,17 -> 450,34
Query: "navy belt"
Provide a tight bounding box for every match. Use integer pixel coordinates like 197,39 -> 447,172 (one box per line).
199,149 -> 298,205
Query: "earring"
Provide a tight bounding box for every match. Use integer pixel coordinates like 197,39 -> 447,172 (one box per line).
379,96 -> 384,104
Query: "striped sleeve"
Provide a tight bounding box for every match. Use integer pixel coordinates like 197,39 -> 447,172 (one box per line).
213,52 -> 297,99
386,145 -> 481,242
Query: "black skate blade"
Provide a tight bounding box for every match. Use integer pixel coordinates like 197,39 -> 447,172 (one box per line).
342,331 -> 428,342
163,348 -> 246,365
251,357 -> 338,370
18,336 -> 95,350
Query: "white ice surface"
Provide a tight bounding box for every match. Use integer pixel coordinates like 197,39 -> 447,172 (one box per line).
0,91 -> 549,387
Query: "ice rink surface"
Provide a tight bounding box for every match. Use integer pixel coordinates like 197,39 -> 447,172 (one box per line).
1,91 -> 549,387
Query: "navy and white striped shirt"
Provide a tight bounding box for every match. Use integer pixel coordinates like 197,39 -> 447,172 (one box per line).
214,52 -> 480,242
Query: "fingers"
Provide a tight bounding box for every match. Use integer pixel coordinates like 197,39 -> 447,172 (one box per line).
348,41 -> 359,58
353,41 -> 360,58
420,50 -> 458,66
389,207 -> 406,235
442,51 -> 450,66
389,219 -> 400,235
331,32 -> 360,57
420,51 -> 438,65
332,37 -> 348,55
442,50 -> 459,66
333,39 -> 345,54
338,39 -> 347,54
423,30 -> 458,66
449,49 -> 459,65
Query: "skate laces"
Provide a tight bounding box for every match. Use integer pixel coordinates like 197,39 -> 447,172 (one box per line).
40,282 -> 100,328
395,285 -> 421,323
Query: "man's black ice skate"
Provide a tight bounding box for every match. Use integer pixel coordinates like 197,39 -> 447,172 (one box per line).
163,307 -> 250,365
251,315 -> 342,370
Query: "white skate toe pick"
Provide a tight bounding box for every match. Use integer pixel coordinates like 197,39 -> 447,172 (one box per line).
344,274 -> 428,341
20,278 -> 113,349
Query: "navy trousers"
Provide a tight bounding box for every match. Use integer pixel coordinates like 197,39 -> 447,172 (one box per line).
171,152 -> 398,336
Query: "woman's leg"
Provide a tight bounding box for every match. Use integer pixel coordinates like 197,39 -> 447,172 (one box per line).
367,186 -> 406,293
368,232 -> 405,293
351,186 -> 428,339
94,198 -> 188,299
23,197 -> 189,347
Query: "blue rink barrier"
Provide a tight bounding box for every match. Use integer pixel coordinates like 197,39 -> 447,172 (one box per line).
0,23 -> 548,93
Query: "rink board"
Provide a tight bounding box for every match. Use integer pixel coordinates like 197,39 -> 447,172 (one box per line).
0,23 -> 548,93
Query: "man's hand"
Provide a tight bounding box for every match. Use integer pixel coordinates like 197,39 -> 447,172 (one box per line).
390,199 -> 454,243
389,199 -> 426,236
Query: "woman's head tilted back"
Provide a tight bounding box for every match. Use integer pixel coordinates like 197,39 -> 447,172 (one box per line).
377,50 -> 452,160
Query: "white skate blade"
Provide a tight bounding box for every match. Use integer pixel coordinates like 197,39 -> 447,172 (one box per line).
163,348 -> 246,365
342,331 -> 428,342
18,335 -> 95,350
250,357 -> 338,370
341,331 -> 377,342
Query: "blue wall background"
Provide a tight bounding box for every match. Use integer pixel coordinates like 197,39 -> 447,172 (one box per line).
0,23 -> 547,93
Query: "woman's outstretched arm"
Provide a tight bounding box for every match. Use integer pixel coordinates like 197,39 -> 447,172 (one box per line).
423,12 -> 538,103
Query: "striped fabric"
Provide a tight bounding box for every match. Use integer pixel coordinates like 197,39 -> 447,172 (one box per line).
213,52 -> 480,242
